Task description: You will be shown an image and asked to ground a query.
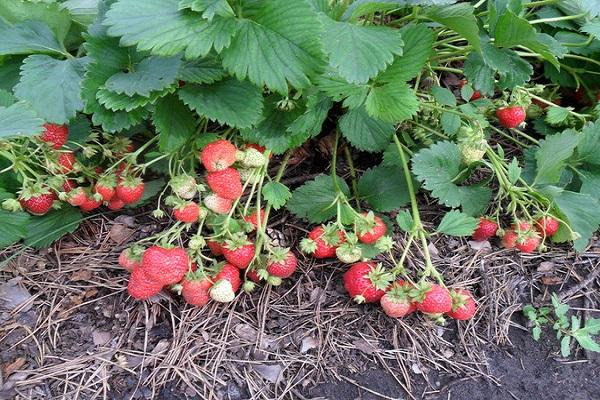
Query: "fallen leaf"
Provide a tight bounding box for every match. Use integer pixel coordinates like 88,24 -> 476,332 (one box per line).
0,278 -> 33,312
2,357 -> 26,376
92,330 -> 111,346
352,338 -> 379,355
71,269 -> 93,281
468,240 -> 492,251
108,224 -> 134,244
300,336 -> 319,353
234,323 -> 258,342
252,363 -> 282,383
541,275 -> 563,285
537,261 -> 555,273
114,215 -> 136,227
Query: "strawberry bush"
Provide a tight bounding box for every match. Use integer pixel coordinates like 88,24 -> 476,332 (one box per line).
1,0 -> 600,331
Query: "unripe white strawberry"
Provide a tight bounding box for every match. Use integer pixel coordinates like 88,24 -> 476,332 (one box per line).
203,193 -> 233,214
241,148 -> 266,168
170,175 -> 197,199
209,280 -> 235,302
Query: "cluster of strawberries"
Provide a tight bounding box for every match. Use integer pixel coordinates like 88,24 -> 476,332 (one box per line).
10,123 -> 145,215
471,215 -> 560,253
123,138 -> 299,305
301,213 -> 476,321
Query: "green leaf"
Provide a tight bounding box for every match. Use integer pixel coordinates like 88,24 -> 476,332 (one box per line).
287,175 -> 350,223
494,11 -> 559,68
424,3 -> 480,51
154,94 -> 197,153
378,23 -> 434,83
0,19 -> 63,56
0,56 -> 24,91
23,207 -> 82,248
365,81 -> 418,123
545,106 -> 571,125
314,70 -> 369,108
542,186 -> 600,251
96,86 -> 172,112
0,1 -> 73,43
480,42 -> 533,90
581,19 -> 600,40
532,326 -> 542,341
178,77 -> 263,129
431,86 -> 456,107
436,210 -> 478,237
507,157 -> 522,184
221,0 -> 325,94
576,121 -> 600,165
533,130 -> 579,186
582,318 -> 600,335
177,57 -> 226,84
262,181 -> 292,210
241,96 -> 306,154
61,0 -> 100,26
411,141 -> 492,215
0,210 -> 30,248
105,0 -> 235,58
339,106 -> 395,152
560,336 -> 571,357
573,333 -> 600,353
357,165 -> 411,212
441,112 -> 460,135
0,102 -> 44,139
178,0 -> 234,20
580,168 -> 600,198
104,56 -> 181,97
0,89 -> 16,107
396,210 -> 414,232
14,55 -> 88,124
463,52 -> 495,95
287,93 -> 332,138
321,17 -> 403,84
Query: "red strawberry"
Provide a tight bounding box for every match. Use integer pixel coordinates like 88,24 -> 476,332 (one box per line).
496,106 -> 526,129
501,229 -> 518,249
343,262 -> 392,304
173,202 -> 200,223
116,176 -> 144,204
472,218 -> 498,241
58,152 -> 76,173
106,198 -> 125,210
244,209 -> 266,230
222,236 -> 255,269
142,246 -> 190,285
62,179 -> 77,192
515,235 -> 540,253
536,216 -> 559,237
66,187 -> 87,206
300,225 -> 346,259
447,289 -> 477,320
19,186 -> 57,215
266,248 -> 297,278
119,247 -> 143,272
181,274 -> 213,306
356,212 -> 387,244
127,267 -> 163,300
210,263 -> 241,302
40,123 -> 68,149
414,283 -> 452,314
80,196 -> 102,212
246,269 -> 262,283
207,168 -> 243,200
380,281 -> 417,318
203,193 -> 233,214
200,139 -> 239,172
207,239 -> 224,255
94,175 -> 117,201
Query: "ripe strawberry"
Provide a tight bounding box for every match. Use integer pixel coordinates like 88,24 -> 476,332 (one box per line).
472,218 -> 498,241
356,212 -> 387,244
118,247 -> 143,272
181,273 -> 213,306
62,179 -> 77,192
300,225 -> 346,259
142,246 -> 190,285
127,267 -> 163,300
380,281 -> 417,318
496,106 -> 526,129
266,248 -> 297,278
207,239 -> 224,255
536,216 -> 559,237
19,185 -> 57,215
66,187 -> 87,206
222,235 -> 255,269
106,198 -> 125,210
207,168 -> 243,200
200,139 -> 239,172
58,152 -> 76,173
244,209 -> 266,230
246,269 -> 263,283
40,123 -> 68,149
447,289 -> 477,320
170,175 -> 197,199
94,175 -> 117,201
210,263 -> 241,302
80,196 -> 102,212
501,229 -> 518,249
116,176 -> 144,204
173,202 -> 201,223
343,262 -> 392,304
413,283 -> 452,314
515,235 -> 540,253
204,193 -> 233,214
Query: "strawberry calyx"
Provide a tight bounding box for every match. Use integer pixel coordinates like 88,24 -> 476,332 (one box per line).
224,233 -> 252,251
366,263 -> 394,292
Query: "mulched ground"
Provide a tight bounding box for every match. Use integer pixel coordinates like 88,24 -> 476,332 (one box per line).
1,205 -> 598,400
